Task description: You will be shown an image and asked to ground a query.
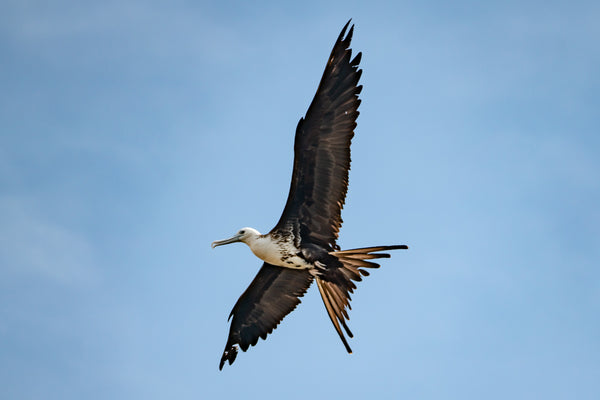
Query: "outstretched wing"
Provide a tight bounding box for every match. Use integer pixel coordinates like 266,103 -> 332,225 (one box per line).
219,263 -> 314,369
271,20 -> 363,251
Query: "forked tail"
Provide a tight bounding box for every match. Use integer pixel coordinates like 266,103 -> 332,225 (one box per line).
334,244 -> 408,274
316,245 -> 408,353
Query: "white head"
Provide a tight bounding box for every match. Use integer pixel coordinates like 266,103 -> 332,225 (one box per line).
211,227 -> 261,248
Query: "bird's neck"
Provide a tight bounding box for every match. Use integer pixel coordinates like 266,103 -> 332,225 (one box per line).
246,235 -> 279,265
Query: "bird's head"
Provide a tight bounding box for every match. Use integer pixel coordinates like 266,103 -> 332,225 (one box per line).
211,227 -> 261,249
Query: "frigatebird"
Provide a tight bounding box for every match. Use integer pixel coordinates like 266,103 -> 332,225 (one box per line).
212,21 -> 408,370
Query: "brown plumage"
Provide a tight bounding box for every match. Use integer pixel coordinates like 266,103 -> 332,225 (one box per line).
220,264 -> 313,370
272,21 -> 362,251
213,20 -> 408,370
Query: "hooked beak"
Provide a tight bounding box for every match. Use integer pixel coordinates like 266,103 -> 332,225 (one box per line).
211,234 -> 242,249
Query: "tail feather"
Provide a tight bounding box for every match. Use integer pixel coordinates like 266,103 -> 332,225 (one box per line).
334,245 -> 408,275
343,253 -> 390,260
332,245 -> 408,256
340,258 -> 381,270
316,244 -> 408,353
316,278 -> 354,353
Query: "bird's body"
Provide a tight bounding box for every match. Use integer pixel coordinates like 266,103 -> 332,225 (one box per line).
249,234 -> 309,270
219,228 -> 312,270
212,21 -> 408,370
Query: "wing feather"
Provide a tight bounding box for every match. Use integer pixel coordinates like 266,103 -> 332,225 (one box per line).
272,20 -> 362,250
219,263 -> 313,369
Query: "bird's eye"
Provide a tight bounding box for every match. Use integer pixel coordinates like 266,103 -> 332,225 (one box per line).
240,230 -> 246,234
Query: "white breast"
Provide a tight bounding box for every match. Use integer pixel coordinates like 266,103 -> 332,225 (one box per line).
248,236 -> 310,269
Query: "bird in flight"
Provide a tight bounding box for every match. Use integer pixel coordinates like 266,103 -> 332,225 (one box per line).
212,20 -> 408,370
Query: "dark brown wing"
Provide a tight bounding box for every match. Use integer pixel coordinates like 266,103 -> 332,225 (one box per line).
219,263 -> 314,370
271,20 -> 362,251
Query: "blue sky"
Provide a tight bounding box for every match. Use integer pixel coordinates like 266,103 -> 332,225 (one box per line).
1,1 -> 599,399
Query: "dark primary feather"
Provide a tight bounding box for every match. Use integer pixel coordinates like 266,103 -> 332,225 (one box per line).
219,263 -> 313,370
272,20 -> 363,251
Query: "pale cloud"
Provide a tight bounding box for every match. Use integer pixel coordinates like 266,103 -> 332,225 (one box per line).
0,196 -> 98,286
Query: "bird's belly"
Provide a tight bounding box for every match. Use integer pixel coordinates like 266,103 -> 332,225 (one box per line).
251,240 -> 310,269
272,254 -> 311,269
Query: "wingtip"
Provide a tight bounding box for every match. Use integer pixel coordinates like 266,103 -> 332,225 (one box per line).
338,19 -> 355,43
347,24 -> 354,38
343,18 -> 352,31
219,345 -> 239,371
